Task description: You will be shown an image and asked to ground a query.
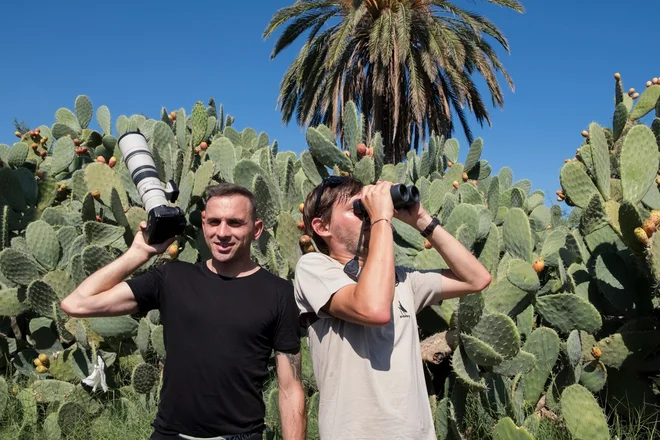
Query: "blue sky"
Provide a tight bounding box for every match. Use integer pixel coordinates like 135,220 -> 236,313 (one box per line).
1,0 -> 657,207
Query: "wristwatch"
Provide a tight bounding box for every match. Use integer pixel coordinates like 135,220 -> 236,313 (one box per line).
420,216 -> 440,238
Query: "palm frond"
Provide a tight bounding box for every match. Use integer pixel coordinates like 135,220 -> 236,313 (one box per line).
263,1 -> 339,38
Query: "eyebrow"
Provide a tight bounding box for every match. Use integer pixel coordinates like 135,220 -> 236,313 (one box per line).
206,217 -> 247,223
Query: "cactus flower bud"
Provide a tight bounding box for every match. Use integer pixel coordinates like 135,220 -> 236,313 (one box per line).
642,219 -> 656,237
109,157 -> 117,168
614,72 -> 621,80
452,180 -> 459,189
300,235 -> 311,246
167,243 -> 179,259
634,227 -> 649,245
591,346 -> 601,360
96,156 -> 106,163
532,259 -> 544,273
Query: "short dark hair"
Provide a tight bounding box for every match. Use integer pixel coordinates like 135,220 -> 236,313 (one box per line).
302,176 -> 363,254
203,183 -> 257,222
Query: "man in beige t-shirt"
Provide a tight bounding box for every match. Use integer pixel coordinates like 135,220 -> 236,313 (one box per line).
293,176 -> 492,440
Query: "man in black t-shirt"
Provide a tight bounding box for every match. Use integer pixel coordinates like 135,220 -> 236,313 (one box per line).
61,183 -> 306,440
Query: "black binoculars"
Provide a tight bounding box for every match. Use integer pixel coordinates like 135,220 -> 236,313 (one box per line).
353,184 -> 420,218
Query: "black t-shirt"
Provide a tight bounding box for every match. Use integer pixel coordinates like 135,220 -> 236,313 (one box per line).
125,260 -> 301,437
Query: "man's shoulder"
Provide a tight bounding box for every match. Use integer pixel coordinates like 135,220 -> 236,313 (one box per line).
394,265 -> 443,284
254,266 -> 293,291
156,259 -> 199,273
295,251 -> 339,272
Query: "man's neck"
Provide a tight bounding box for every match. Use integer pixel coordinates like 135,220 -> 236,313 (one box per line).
206,258 -> 260,278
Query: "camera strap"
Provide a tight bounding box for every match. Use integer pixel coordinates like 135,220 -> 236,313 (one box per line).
343,216 -> 367,280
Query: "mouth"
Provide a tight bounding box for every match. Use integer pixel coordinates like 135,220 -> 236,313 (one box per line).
214,242 -> 234,252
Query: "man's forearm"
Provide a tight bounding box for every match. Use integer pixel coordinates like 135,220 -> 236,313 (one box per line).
416,213 -> 490,290
70,248 -> 149,299
354,221 -> 395,319
279,383 -> 306,440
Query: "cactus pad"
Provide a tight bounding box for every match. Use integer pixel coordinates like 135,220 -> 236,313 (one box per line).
559,161 -> 600,209
32,379 -> 76,403
27,280 -> 61,318
82,221 -> 125,247
0,248 -> 40,286
492,417 -> 534,440
461,333 -> 504,366
620,125 -> 658,204
630,85 -> 660,120
457,291 -> 484,333
520,327 -> 560,405
491,350 -> 536,377
560,384 -> 609,440
132,363 -> 159,394
535,293 -> 602,333
588,122 -> 611,200
579,360 -> 607,392
84,162 -> 129,209
86,316 -> 138,339
503,208 -> 533,263
506,259 -> 540,292
451,345 -> 487,391
471,312 -> 521,360
306,126 -> 352,171
26,220 -> 61,270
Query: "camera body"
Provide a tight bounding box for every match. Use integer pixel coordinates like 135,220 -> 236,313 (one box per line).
353,184 -> 420,219
117,131 -> 187,245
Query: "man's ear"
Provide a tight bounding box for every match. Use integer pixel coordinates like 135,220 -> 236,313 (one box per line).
311,217 -> 331,239
253,219 -> 264,240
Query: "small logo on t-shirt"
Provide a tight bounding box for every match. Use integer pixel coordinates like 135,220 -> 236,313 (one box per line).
398,301 -> 410,318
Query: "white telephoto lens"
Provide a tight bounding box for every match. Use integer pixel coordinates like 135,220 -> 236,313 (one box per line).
117,132 -> 168,213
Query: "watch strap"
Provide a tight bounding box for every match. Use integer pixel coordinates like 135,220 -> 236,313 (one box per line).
420,216 -> 440,238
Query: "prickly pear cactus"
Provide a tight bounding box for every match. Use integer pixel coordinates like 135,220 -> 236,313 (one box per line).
1,82 -> 658,438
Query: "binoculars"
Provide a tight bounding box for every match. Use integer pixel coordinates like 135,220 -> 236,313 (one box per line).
353,184 -> 420,218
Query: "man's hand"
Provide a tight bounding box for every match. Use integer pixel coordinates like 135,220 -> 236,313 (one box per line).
359,181 -> 395,223
394,196 -> 430,230
275,350 -> 306,440
129,221 -> 177,260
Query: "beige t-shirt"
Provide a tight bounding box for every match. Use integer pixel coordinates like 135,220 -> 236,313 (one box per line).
293,252 -> 444,440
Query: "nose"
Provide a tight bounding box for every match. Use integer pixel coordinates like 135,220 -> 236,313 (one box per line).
215,221 -> 231,238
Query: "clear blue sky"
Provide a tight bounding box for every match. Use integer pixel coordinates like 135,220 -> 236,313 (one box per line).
1,0 -> 657,206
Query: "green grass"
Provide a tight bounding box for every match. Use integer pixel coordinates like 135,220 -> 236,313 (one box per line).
0,375 -> 656,440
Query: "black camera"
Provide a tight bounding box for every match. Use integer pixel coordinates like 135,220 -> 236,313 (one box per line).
117,131 -> 187,245
353,184 -> 420,218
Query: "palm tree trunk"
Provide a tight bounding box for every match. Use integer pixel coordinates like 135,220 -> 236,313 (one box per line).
374,93 -> 396,164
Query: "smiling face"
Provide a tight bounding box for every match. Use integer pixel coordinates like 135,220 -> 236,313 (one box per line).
201,194 -> 263,265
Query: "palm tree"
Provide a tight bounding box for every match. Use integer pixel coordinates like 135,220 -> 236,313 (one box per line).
263,0 -> 524,164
